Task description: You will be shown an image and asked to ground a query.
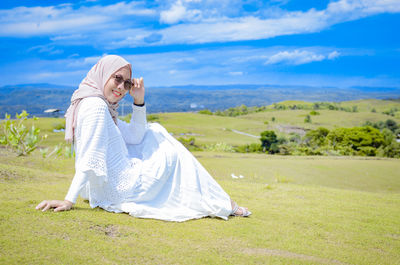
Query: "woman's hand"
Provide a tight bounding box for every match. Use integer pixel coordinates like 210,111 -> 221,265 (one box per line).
130,77 -> 145,105
35,200 -> 73,212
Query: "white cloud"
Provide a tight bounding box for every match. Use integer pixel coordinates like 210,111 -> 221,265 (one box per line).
265,49 -> 340,65
0,2 -> 156,37
0,0 -> 399,47
0,46 -> 397,88
229,71 -> 243,76
66,55 -> 104,67
152,0 -> 400,46
160,1 -> 187,24
28,44 -> 63,55
159,0 -> 202,24
328,51 -> 340,60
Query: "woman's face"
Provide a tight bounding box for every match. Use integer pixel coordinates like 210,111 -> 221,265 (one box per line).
103,66 -> 131,104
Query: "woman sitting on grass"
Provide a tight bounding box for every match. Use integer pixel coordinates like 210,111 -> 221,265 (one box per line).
36,55 -> 251,221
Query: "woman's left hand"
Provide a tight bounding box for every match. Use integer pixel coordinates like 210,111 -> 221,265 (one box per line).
130,77 -> 145,105
35,200 -> 73,212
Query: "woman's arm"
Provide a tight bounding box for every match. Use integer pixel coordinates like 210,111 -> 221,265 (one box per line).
64,171 -> 89,204
117,104 -> 147,144
36,98 -> 110,212
35,171 -> 88,212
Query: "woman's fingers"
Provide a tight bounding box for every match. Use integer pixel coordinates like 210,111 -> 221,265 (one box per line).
41,202 -> 53,212
36,200 -> 70,212
132,77 -> 144,89
54,205 -> 66,212
35,200 -> 48,210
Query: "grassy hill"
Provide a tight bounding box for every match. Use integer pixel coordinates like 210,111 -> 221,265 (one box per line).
1,99 -> 400,264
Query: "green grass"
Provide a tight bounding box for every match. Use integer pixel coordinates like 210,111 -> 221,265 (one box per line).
1,99 -> 400,264
1,149 -> 400,264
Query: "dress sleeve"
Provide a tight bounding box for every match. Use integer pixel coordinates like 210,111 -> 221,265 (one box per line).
117,104 -> 147,145
74,97 -> 110,182
65,171 -> 88,204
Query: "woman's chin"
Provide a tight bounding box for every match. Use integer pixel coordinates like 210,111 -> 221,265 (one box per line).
106,96 -> 121,104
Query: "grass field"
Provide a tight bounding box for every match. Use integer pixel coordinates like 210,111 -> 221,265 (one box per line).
1,99 -> 400,264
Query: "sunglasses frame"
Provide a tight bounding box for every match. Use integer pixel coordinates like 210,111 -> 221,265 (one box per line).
113,74 -> 132,91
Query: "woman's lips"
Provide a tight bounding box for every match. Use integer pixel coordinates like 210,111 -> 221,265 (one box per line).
112,90 -> 122,97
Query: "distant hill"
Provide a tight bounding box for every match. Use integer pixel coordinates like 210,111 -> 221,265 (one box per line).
0,83 -> 399,117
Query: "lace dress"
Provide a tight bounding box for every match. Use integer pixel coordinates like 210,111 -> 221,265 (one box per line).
65,97 -> 232,221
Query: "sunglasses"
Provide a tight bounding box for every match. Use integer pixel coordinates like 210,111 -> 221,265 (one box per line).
113,74 -> 132,90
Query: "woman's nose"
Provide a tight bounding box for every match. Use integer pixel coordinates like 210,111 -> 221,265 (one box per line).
117,82 -> 125,90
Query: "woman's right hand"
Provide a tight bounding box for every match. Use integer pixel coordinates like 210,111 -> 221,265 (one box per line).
130,77 -> 145,105
35,200 -> 73,212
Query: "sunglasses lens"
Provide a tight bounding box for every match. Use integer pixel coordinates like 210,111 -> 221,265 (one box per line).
124,81 -> 132,90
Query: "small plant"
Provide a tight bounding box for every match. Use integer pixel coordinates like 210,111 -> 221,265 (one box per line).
198,109 -> 213,115
177,137 -> 202,151
40,142 -> 74,159
0,111 -> 47,156
271,117 -> 275,122
310,110 -> 320,115
52,121 -> 65,130
304,115 -> 312,123
204,142 -> 235,152
264,183 -> 274,190
147,114 -> 160,122
274,172 -> 293,183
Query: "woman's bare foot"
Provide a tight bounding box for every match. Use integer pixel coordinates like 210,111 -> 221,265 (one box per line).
230,200 -> 251,217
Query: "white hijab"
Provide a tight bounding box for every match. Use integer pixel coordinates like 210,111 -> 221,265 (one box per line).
64,55 -> 132,142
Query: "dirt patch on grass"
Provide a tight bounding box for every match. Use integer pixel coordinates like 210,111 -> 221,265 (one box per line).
386,233 -> 400,240
275,124 -> 308,136
90,224 -> 120,238
243,248 -> 348,265
0,168 -> 23,181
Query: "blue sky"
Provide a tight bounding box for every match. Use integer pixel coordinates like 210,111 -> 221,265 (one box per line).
0,0 -> 399,88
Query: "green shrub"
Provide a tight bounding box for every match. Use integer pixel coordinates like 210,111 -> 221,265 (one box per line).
40,142 -> 74,159
310,110 -> 320,115
52,121 -> 65,130
204,142 -> 235,152
147,114 -> 160,122
234,143 -> 262,153
326,126 -> 384,156
0,111 -> 47,156
198,109 -> 213,115
177,137 -> 202,151
278,144 -> 292,155
305,127 -> 330,147
304,115 -> 312,123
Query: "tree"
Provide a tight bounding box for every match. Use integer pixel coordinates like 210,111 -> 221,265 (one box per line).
385,119 -> 398,132
260,130 -> 278,153
326,126 -> 384,156
305,127 -> 330,147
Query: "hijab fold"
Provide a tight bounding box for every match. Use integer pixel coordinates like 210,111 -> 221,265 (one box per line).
64,55 -> 131,143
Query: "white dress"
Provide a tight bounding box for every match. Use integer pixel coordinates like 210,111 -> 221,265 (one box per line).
65,97 -> 232,222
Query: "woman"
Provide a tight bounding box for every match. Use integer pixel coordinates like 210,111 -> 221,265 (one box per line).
36,55 -> 251,221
